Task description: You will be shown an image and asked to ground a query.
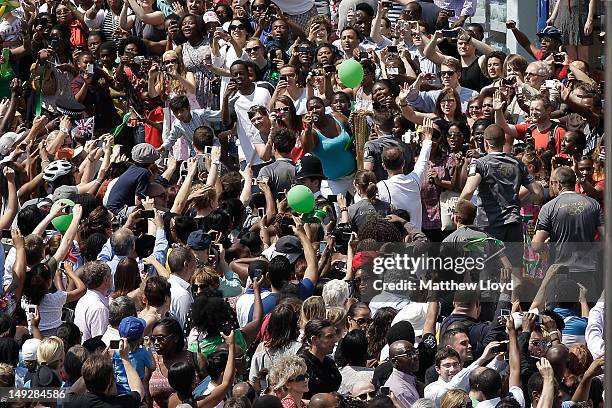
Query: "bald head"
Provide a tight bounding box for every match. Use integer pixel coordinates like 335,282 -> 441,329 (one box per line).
389,340 -> 412,358
546,345 -> 569,379
308,393 -> 338,408
551,166 -> 576,190
232,382 -> 254,400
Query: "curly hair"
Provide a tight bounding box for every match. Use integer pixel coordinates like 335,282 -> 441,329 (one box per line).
357,217 -> 402,242
190,295 -> 238,337
268,354 -> 307,392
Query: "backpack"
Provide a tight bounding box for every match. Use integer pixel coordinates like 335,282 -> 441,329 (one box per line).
525,122 -> 564,152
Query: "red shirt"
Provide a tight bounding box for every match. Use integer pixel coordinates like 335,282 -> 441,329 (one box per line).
536,49 -> 568,79
515,123 -> 565,154
144,107 -> 164,148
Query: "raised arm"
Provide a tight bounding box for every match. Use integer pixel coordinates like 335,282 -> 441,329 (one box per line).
127,0 -> 165,25
240,278 -> 264,344
0,168 -> 17,230
422,31 -> 447,65
412,117 -> 434,180
506,315 -> 521,388
293,216 -> 319,286
10,229 -> 26,305
529,263 -> 563,312
370,0 -> 388,45
507,21 -> 538,59
197,331 -> 236,408
63,262 -> 87,303
300,111 -> 318,153
119,338 -> 145,401
170,158 -> 197,214
52,204 -> 83,265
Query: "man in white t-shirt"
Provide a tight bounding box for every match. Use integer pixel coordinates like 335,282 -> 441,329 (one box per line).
222,60 -> 271,170
377,119 -> 433,230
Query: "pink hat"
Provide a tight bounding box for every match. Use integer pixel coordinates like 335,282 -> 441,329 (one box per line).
203,11 -> 220,24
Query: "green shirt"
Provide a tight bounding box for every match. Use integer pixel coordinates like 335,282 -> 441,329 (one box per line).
187,329 -> 247,357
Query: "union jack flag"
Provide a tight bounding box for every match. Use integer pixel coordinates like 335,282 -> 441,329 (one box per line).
73,117 -> 95,139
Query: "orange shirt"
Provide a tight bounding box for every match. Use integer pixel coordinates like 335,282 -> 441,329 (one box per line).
515,123 -> 565,154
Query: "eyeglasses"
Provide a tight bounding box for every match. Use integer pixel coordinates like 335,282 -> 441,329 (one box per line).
440,361 -> 462,369
164,59 -> 179,65
150,334 -> 174,343
437,70 -> 456,78
530,340 -> 546,347
245,45 -> 261,53
356,391 -> 377,400
351,317 -> 372,326
274,106 -> 290,113
229,24 -> 246,31
288,374 -> 309,382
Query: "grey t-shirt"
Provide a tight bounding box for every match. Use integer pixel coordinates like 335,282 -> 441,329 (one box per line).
473,152 -> 533,227
536,191 -> 603,270
363,135 -> 414,182
348,198 -> 394,231
258,159 -> 295,199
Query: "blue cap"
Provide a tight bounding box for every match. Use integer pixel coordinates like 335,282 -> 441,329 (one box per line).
537,26 -> 562,42
119,317 -> 146,341
187,230 -> 212,250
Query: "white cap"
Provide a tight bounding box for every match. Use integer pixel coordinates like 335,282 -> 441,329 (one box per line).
22,338 -> 42,361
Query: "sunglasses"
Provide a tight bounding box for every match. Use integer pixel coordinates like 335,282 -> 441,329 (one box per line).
289,374 -> 309,382
252,4 -> 266,10
437,70 -> 456,78
352,317 -> 372,325
164,59 -> 179,65
229,24 -> 246,31
150,334 -> 174,343
245,45 -> 261,53
357,391 -> 377,400
274,106 -> 290,113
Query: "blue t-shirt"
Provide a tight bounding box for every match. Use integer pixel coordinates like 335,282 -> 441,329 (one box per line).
554,307 -> 588,336
106,165 -> 151,214
112,346 -> 154,395
247,278 -> 315,321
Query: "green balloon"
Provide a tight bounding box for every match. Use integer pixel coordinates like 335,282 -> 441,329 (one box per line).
338,59 -> 364,88
287,185 -> 316,214
51,198 -> 76,232
52,214 -> 73,233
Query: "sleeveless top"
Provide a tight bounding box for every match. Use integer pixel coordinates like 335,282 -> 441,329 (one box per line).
150,351 -> 201,408
460,57 -> 490,92
312,116 -> 356,180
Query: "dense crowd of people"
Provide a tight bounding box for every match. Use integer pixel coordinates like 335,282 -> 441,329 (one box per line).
0,0 -> 606,407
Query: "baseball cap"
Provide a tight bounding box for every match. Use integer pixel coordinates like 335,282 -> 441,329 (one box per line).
119,316 -> 146,341
132,143 -> 160,165
187,230 -> 212,250
537,26 -> 562,42
203,10 -> 220,24
271,235 -> 303,264
21,338 -> 42,361
52,185 -> 79,202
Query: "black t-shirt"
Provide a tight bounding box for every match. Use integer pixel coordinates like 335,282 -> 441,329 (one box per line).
472,152 -> 533,227
300,350 -> 342,399
63,391 -> 141,408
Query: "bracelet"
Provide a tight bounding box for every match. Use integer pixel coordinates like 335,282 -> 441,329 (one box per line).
212,160 -> 220,166
60,127 -> 69,134
340,207 -> 348,212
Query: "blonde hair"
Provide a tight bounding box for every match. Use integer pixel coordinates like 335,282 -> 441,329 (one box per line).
268,354 -> 307,392
441,389 -> 469,408
299,296 -> 326,328
155,50 -> 188,100
37,336 -> 65,369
